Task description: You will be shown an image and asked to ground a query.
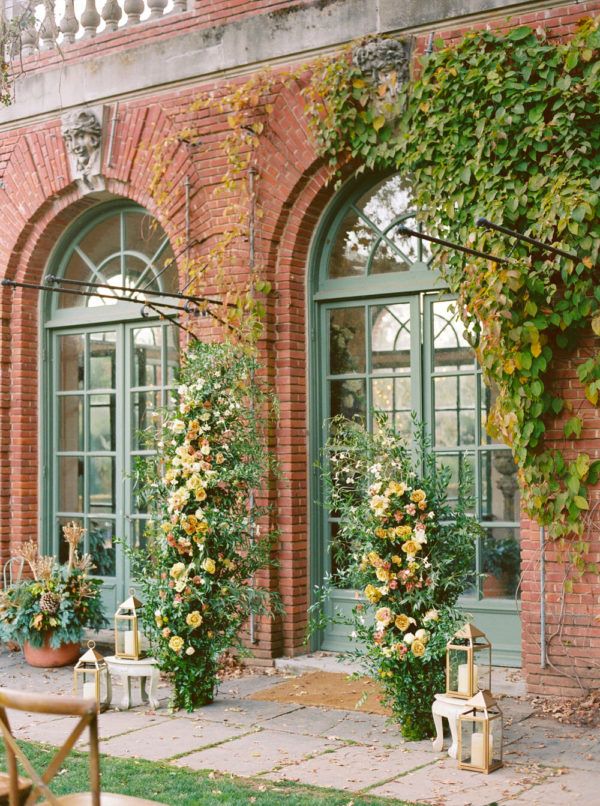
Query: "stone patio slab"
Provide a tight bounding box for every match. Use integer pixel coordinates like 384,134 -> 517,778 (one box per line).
218,674 -> 291,699
369,759 -> 550,805
320,711 -> 413,747
100,716 -> 247,760
506,769 -> 600,804
172,728 -> 341,776
16,709 -> 171,747
262,704 -> 353,737
266,743 -> 440,791
180,698 -> 304,727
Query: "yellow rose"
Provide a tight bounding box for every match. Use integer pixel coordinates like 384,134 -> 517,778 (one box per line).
374,527 -> 387,539
216,453 -> 225,464
391,555 -> 403,566
395,525 -> 412,538
386,481 -> 407,496
169,562 -> 186,579
401,540 -> 421,556
201,557 -> 216,574
376,567 -> 390,582
375,607 -> 392,626
364,584 -> 382,604
395,614 -> 410,631
195,487 -> 207,502
168,635 -> 184,653
186,474 -> 202,491
186,610 -> 203,628
411,639 -> 426,657
367,551 -> 380,565
410,489 -> 426,503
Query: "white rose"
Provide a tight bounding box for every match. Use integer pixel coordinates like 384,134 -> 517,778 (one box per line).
423,609 -> 439,622
170,419 -> 186,434
404,632 -> 415,645
185,646 -> 195,656
415,628 -> 430,642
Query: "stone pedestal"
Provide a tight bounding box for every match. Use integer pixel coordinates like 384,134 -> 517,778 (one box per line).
105,655 -> 160,710
431,693 -> 469,759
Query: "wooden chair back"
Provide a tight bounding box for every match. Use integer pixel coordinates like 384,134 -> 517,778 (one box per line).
0,688 -> 100,806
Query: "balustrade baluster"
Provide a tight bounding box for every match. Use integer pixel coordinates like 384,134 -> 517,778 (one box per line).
101,0 -> 123,32
81,0 -> 101,38
147,0 -> 167,19
39,0 -> 57,50
124,0 -> 144,25
20,3 -> 38,57
59,0 -> 79,43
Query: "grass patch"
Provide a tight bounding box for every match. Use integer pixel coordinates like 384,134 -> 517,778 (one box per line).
0,739 -> 419,805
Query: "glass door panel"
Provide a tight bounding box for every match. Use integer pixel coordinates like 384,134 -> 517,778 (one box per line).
425,296 -> 521,665
52,321 -> 179,616
54,328 -> 121,615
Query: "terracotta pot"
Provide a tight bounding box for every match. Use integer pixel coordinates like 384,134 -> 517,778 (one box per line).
482,573 -> 508,598
23,639 -> 81,668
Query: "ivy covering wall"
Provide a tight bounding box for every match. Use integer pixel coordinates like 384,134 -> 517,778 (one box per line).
303,19 -> 600,565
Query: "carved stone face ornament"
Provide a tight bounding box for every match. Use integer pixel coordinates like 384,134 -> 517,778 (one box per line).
352,38 -> 412,87
61,110 -> 103,190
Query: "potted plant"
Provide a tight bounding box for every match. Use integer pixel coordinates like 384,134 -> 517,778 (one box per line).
481,534 -> 521,597
0,524 -> 107,667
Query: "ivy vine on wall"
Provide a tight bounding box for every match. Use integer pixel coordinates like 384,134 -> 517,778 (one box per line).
301,19 -> 600,571
155,17 -> 600,574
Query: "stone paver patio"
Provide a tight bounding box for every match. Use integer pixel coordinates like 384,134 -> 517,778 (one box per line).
1,646 -> 598,805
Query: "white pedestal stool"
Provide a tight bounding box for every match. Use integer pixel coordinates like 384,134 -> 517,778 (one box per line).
431,693 -> 468,758
105,655 -> 160,710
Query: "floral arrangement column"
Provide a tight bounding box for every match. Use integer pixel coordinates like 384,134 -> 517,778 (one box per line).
320,415 -> 479,739
132,342 -> 279,710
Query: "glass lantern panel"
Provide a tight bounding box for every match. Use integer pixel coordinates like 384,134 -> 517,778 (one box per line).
460,717 -> 489,768
447,646 -> 473,695
473,642 -> 492,692
115,615 -> 142,658
489,712 -> 503,765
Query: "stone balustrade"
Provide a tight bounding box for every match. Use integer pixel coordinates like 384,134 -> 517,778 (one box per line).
4,0 -> 187,58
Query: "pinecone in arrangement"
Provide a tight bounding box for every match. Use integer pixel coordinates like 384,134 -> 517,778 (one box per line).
39,592 -> 61,615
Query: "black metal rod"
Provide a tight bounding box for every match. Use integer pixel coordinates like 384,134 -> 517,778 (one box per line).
45,274 -> 229,308
476,217 -> 578,261
396,225 -> 511,265
1,278 -> 192,313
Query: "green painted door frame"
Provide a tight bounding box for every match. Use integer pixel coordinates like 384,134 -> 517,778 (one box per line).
308,173 -> 521,666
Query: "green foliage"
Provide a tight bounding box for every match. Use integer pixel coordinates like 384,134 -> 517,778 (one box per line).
302,20 -> 600,553
131,342 -> 281,710
317,416 -> 479,739
0,546 -> 106,649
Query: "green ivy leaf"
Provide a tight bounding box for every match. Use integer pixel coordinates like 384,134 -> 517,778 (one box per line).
573,495 -> 589,510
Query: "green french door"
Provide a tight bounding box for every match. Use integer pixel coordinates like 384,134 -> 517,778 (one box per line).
315,296 -> 521,664
48,321 -> 178,614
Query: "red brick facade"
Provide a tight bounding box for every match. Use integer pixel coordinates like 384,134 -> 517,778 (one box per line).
1,0 -> 599,692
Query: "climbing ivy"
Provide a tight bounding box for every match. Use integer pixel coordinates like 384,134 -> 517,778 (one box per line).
302,19 -> 600,560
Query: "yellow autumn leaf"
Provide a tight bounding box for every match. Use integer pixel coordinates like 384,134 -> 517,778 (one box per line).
373,115 -> 385,132
503,359 -> 515,375
353,78 -> 366,88
531,341 -> 542,357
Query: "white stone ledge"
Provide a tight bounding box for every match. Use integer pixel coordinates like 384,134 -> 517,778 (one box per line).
0,0 -> 566,128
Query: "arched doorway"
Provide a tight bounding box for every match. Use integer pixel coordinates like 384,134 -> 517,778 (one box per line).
310,174 -> 521,665
42,201 -> 179,613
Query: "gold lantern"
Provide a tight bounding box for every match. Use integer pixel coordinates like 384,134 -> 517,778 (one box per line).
114,591 -> 144,660
73,641 -> 111,712
458,690 -> 503,773
446,623 -> 491,699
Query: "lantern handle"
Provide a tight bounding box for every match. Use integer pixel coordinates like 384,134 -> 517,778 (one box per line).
87,640 -> 96,649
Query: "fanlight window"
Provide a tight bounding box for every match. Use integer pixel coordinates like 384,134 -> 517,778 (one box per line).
56,208 -> 176,309
328,175 -> 431,278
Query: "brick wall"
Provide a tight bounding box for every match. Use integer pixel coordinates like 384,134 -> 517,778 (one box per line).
1,0 -> 599,689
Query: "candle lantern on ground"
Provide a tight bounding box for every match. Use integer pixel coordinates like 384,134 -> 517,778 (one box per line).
114,591 -> 144,660
446,623 -> 491,699
73,641 -> 111,712
458,690 -> 503,773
